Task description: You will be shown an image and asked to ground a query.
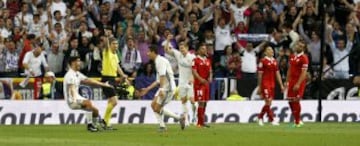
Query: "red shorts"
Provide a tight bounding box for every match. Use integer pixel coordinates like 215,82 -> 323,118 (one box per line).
261,87 -> 275,99
287,82 -> 306,99
194,84 -> 210,102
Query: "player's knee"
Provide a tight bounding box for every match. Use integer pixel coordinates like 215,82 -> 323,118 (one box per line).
109,96 -> 118,106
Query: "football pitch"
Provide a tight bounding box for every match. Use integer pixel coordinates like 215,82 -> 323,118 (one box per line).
0,123 -> 359,146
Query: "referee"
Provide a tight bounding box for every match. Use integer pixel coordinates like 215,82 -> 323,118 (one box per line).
101,29 -> 127,130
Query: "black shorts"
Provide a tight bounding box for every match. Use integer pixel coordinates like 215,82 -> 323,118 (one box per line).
101,76 -> 117,98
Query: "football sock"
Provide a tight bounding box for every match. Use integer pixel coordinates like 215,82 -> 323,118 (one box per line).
182,103 -> 188,115
197,106 -> 204,126
161,108 -> 180,120
258,105 -> 268,119
154,112 -> 165,127
85,112 -> 93,124
104,103 -> 114,126
294,101 -> 301,124
267,106 -> 274,122
192,102 -> 198,118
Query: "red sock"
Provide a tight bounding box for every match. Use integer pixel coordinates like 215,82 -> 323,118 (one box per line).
289,102 -> 296,122
267,106 -> 274,122
258,105 -> 268,119
197,106 -> 204,126
294,102 -> 301,124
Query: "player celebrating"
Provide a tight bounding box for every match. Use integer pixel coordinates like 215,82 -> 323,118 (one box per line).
257,46 -> 284,126
286,41 -> 309,128
192,43 -> 212,128
101,29 -> 128,130
140,45 -> 185,132
164,36 -> 197,126
64,56 -> 113,132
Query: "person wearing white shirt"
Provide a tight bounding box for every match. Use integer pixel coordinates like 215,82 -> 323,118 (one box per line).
164,37 -> 197,126
214,4 -> 236,52
327,36 -> 353,79
27,14 -> 44,37
64,56 -> 113,132
140,45 -> 185,132
14,3 -> 33,27
22,46 -> 49,77
230,0 -> 257,25
240,41 -> 267,79
50,0 -> 67,17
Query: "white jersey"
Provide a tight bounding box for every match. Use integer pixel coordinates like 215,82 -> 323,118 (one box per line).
23,51 -> 48,77
230,4 -> 248,25
155,55 -> 176,91
172,50 -> 195,87
63,69 -> 87,103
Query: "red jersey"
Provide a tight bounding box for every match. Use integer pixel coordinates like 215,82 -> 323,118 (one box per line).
258,57 -> 278,88
192,56 -> 212,85
289,53 -> 309,84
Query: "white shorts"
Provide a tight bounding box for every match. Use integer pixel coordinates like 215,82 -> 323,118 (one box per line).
178,85 -> 194,99
67,96 -> 87,109
155,89 -> 175,106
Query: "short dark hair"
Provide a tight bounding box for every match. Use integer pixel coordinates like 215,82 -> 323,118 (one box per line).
68,56 -> 80,65
53,10 -> 61,16
283,22 -> 292,29
27,34 -> 36,40
149,45 -> 158,54
196,42 -> 206,51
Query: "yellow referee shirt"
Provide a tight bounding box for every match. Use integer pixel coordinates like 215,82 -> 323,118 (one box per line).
102,49 -> 119,77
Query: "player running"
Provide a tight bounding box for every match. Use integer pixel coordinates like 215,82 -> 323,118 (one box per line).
164,35 -> 197,126
63,56 -> 113,132
140,45 -> 185,132
192,43 -> 212,128
286,41 -> 309,128
256,46 -> 284,126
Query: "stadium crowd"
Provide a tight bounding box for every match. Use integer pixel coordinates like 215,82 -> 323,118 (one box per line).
0,0 -> 359,100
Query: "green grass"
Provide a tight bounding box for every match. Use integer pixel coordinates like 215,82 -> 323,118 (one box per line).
0,123 -> 359,146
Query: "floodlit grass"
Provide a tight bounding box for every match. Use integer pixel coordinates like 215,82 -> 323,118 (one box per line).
0,123 -> 359,146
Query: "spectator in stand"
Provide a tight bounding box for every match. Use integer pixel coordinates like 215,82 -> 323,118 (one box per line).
219,45 -> 233,76
121,37 -> 142,77
14,2 -> 33,28
227,51 -> 242,79
134,62 -> 157,100
240,41 -> 266,80
327,29 -> 353,79
3,40 -> 20,73
214,1 -> 235,59
136,30 -> 151,65
233,21 -> 248,48
18,34 -> 36,73
46,41 -> 64,76
22,45 -> 49,99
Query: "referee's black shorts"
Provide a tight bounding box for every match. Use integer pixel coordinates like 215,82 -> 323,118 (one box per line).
101,76 -> 117,98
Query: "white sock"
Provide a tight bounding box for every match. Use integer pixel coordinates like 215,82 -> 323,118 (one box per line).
182,103 -> 188,115
192,102 -> 198,118
154,112 -> 165,127
85,112 -> 93,124
162,108 -> 180,120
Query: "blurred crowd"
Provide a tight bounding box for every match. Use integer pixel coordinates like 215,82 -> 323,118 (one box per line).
0,0 -> 359,99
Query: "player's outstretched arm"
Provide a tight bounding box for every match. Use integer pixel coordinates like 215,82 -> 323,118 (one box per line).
139,80 -> 160,96
81,79 -> 113,88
